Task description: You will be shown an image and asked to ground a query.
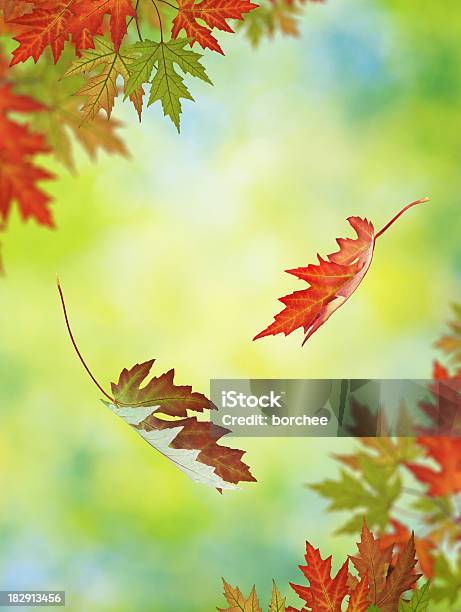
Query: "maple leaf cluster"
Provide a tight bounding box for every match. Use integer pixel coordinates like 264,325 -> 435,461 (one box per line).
219,521 -> 430,611
309,304 -> 461,606
0,0 -> 265,269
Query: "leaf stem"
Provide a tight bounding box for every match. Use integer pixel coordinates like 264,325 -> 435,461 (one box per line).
374,197 -> 429,240
156,0 -> 179,9
150,0 -> 164,42
57,278 -> 116,404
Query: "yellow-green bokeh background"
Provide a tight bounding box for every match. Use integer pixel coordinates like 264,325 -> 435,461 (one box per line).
1,1 -> 460,610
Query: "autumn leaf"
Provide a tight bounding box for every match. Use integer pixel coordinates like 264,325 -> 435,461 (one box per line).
57,281 -> 255,490
375,533 -> 419,611
346,573 -> 369,612
9,0 -> 135,65
268,581 -> 286,612
219,526 -> 427,612
239,0 -> 322,47
72,0 -> 135,50
254,198 -> 429,346
417,366 -> 461,436
0,83 -> 54,230
15,52 -> 128,170
218,580 -> 263,611
349,521 -> 420,611
172,0 -> 258,54
406,437 -> 461,497
110,358 -> 215,416
64,37 -> 143,120
125,37 -> 211,131
350,521 -> 393,605
379,520 -> 434,579
435,304 -> 461,366
110,360 -> 256,489
289,541 -> 349,611
9,1 -> 78,65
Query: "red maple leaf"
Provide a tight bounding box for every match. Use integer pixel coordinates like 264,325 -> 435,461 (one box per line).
289,541 -> 349,611
71,0 -> 135,50
254,198 -> 428,346
0,83 -> 54,232
171,0 -> 258,54
9,0 -> 134,65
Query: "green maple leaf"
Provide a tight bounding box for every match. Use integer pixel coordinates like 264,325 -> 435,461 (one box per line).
430,554 -> 461,604
125,38 -> 212,131
308,465 -> 402,534
64,37 -> 144,122
398,581 -> 431,611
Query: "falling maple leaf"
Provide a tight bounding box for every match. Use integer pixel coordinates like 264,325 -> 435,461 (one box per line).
254,198 -> 429,346
57,280 -> 256,490
0,83 -> 54,231
171,0 -> 258,54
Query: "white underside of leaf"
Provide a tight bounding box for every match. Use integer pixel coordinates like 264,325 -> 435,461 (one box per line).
107,403 -> 236,490
108,403 -> 160,425
138,426 -> 237,490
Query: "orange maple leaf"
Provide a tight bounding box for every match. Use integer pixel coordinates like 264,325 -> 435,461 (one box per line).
254,198 -> 428,345
289,541 -> 349,611
171,0 -> 258,54
349,520 -> 393,605
407,436 -> 461,497
346,572 -> 369,612
9,0 -> 134,65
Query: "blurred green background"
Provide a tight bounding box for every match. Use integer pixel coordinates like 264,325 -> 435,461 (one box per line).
1,0 -> 460,609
